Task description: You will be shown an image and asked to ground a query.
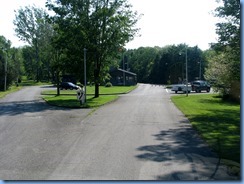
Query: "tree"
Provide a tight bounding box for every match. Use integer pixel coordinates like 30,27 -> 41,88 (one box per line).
46,0 -> 140,97
125,45 -> 204,85
14,6 -> 54,82
206,0 -> 240,101
0,36 -> 11,90
204,51 -> 230,89
213,0 -> 240,52
0,36 -> 23,90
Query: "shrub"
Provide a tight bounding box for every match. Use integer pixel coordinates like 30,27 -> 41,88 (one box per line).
105,82 -> 112,87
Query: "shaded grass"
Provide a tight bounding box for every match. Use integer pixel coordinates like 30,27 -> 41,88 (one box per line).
171,94 -> 240,163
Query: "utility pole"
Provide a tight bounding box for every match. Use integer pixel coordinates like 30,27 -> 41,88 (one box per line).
84,48 -> 87,103
199,59 -> 202,80
123,52 -> 125,86
185,46 -> 188,97
1,48 -> 7,91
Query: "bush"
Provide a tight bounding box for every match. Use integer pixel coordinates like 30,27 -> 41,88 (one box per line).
105,82 -> 112,87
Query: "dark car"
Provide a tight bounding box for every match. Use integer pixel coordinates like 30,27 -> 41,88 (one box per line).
60,82 -> 79,90
191,80 -> 211,93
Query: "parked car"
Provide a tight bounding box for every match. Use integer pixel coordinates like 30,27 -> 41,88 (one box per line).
191,80 -> 211,93
60,82 -> 79,90
171,83 -> 192,94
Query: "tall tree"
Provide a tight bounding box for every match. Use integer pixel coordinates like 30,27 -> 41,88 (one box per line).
0,36 -> 23,90
0,36 -> 11,90
213,0 -> 240,52
46,0 -> 140,97
206,0 -> 240,101
13,6 -> 54,81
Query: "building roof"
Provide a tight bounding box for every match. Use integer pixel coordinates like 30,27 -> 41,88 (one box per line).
110,68 -> 137,76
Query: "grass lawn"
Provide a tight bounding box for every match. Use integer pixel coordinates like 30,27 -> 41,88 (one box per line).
42,85 -> 137,108
171,94 -> 240,163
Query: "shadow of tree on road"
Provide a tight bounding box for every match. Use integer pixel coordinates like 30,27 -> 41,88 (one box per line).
137,125 -> 216,160
0,99 -> 71,116
135,125 -> 238,180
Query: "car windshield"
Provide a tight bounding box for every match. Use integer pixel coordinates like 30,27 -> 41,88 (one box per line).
68,82 -> 75,86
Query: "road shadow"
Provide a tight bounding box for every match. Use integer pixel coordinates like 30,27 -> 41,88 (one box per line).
136,125 -> 216,161
135,124 -> 239,180
0,99 -> 71,116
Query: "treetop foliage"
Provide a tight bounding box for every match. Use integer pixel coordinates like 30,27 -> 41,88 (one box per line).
205,0 -> 240,101
46,0 -> 140,97
213,0 -> 240,51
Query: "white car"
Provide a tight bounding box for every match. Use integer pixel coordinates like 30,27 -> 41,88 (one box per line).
171,83 -> 192,94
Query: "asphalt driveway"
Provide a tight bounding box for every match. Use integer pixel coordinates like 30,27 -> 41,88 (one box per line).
0,84 -> 238,180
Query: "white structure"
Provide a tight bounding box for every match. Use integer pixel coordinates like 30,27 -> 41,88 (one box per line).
77,86 -> 85,105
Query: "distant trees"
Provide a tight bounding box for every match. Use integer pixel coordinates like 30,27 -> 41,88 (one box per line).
0,36 -> 23,91
122,45 -> 204,84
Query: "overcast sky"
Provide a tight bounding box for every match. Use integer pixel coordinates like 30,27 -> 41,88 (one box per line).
0,0 -> 221,50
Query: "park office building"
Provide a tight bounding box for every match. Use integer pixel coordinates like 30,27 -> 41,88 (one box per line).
109,68 -> 137,86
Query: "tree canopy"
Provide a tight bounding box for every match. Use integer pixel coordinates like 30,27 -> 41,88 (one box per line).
46,0 -> 140,97
14,6 -> 55,82
205,0 -> 240,101
0,36 -> 23,90
122,45 -> 204,85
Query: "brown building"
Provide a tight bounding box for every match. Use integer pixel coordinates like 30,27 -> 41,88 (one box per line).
109,68 -> 137,86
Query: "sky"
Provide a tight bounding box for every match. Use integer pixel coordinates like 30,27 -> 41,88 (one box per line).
0,0 -> 221,50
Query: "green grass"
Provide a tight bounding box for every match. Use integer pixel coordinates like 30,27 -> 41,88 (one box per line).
42,85 -> 137,108
171,94 -> 240,163
43,94 -> 118,108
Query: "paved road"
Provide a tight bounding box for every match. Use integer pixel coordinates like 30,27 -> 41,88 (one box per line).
0,84 -> 237,180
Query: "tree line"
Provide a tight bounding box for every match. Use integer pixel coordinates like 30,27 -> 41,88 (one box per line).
0,0 -> 240,101
120,45 -> 204,85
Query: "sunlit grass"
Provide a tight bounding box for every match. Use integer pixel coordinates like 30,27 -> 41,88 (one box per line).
42,85 -> 137,96
171,94 -> 240,163
43,94 -> 118,108
42,85 -> 137,108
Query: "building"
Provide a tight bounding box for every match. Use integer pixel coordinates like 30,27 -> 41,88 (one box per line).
109,68 -> 137,86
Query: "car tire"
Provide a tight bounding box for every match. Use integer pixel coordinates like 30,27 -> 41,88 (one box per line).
175,91 -> 178,94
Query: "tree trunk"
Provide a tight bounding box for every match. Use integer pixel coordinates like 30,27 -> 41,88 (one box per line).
95,82 -> 99,98
56,71 -> 60,96
94,56 -> 100,98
